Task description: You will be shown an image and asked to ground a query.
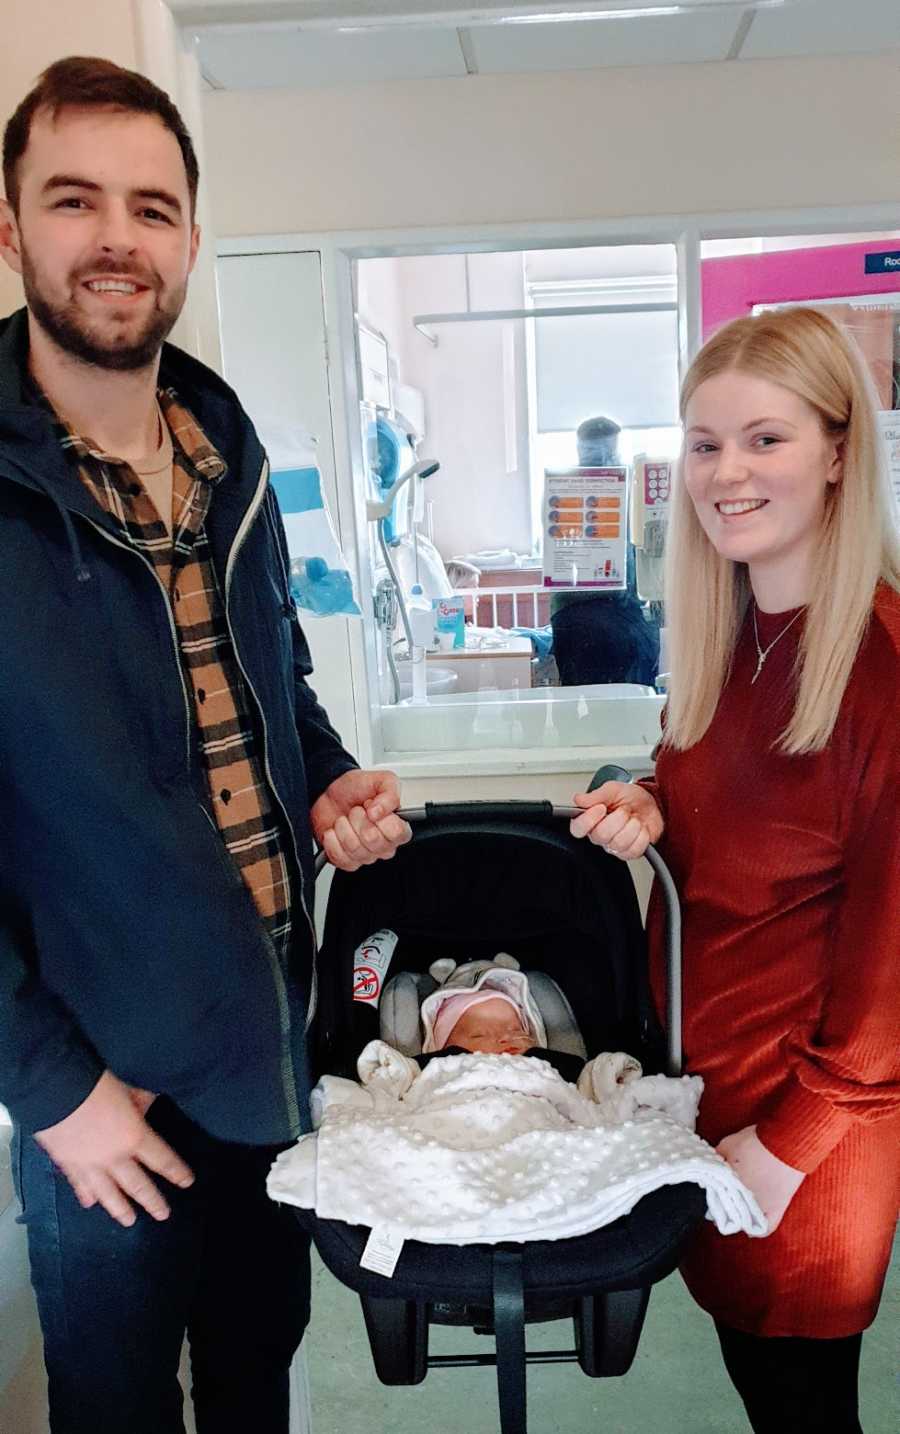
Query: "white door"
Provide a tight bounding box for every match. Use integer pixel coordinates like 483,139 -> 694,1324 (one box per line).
216,250 -> 358,755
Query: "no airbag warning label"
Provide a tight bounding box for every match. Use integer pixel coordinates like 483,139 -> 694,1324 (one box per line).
352,928 -> 398,1006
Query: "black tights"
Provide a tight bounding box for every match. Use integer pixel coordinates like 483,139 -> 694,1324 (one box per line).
716,1323 -> 864,1433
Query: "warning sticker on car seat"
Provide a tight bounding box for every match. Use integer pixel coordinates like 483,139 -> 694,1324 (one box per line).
352,929 -> 398,1006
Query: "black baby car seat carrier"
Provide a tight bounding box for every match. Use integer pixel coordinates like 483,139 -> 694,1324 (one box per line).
298,785 -> 701,1434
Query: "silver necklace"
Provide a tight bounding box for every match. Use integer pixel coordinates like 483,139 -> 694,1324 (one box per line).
751,603 -> 804,685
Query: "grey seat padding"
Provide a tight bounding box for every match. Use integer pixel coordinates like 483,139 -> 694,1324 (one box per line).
380,970 -> 588,1061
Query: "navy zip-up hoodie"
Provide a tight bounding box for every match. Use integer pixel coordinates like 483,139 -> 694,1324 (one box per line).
0,308 -> 357,1142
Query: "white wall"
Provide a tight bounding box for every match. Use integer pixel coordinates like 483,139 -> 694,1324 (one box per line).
0,0 -> 139,317
203,55 -> 899,237
358,251 -> 532,557
524,243 -> 677,286
355,256 -> 411,380
0,0 -> 220,369
702,231 -> 900,258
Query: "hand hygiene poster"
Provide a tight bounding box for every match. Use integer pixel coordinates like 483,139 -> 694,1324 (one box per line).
542,467 -> 628,591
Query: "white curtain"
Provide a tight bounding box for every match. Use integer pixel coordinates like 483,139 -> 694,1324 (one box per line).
534,307 -> 679,433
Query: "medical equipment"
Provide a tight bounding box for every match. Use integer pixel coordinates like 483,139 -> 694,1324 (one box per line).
366,413 -> 417,544
631,455 -> 672,604
364,438 -> 441,702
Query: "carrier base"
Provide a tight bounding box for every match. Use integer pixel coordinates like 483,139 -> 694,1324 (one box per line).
297,1181 -> 705,1433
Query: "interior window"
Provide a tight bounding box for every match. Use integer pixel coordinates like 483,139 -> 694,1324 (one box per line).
355,244 -> 678,737
351,226 -> 899,755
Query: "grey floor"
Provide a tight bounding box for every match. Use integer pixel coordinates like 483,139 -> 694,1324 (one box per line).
305,1234 -> 899,1434
3,1237 -> 897,1431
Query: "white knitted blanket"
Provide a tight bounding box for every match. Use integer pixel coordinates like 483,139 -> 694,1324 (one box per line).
267,1044 -> 766,1244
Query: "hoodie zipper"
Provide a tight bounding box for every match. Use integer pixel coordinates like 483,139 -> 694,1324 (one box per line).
224,457 -> 320,1032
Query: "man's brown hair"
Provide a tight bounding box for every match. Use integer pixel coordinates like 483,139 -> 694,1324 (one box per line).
3,55 -> 199,216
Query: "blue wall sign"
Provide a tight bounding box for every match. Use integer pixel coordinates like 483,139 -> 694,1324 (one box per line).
864,250 -> 900,275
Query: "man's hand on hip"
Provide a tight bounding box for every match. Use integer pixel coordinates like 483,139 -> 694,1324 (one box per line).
311,769 -> 412,872
34,1071 -> 194,1227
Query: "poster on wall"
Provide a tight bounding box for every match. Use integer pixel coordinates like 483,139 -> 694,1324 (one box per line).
542,467 -> 627,591
877,412 -> 900,523
754,296 -> 900,411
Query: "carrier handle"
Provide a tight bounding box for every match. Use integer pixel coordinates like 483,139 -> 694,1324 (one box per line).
312,766 -> 682,1076
584,766 -> 682,1079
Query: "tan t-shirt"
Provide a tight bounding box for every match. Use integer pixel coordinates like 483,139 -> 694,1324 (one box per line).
130,404 -> 175,537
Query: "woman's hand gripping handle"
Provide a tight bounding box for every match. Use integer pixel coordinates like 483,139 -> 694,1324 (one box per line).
569,779 -> 664,861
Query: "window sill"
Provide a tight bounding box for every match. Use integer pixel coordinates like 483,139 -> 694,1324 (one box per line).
376,742 -> 656,781
377,690 -> 663,777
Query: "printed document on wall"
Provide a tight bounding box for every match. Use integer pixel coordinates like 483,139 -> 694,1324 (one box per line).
877,412 -> 900,525
542,467 -> 627,591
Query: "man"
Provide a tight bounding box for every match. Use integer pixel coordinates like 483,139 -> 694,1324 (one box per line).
0,56 -> 409,1433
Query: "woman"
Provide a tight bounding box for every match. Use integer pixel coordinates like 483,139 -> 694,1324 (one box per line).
570,307 -> 900,1433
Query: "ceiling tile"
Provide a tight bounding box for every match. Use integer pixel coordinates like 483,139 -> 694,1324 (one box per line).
195,25 -> 468,89
742,0 -> 900,60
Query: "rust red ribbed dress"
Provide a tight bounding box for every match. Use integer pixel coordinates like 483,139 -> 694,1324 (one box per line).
645,584 -> 900,1337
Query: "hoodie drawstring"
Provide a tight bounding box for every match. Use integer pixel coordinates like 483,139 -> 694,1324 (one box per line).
56,501 -> 92,584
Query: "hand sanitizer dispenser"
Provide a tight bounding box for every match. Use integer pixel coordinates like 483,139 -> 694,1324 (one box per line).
407,584 -> 435,706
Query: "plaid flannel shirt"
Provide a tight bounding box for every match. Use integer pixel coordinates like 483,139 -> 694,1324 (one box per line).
44,385 -> 293,962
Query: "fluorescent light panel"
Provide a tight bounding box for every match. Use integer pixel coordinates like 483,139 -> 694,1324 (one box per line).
335,2 -> 788,32
495,8 -> 685,22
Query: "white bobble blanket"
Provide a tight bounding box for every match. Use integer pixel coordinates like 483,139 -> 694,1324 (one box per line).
267,1043 -> 766,1244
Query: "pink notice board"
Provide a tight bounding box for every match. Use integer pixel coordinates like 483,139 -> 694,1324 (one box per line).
701,240 -> 900,340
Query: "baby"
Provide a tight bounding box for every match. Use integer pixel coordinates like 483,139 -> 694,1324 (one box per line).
340,955 -> 700,1126
269,955 -> 765,1246
414,963 -> 594,1083
423,962 -> 542,1050
430,992 -> 535,1056
361,957 -> 656,1101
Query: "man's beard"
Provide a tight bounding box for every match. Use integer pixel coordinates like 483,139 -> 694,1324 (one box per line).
21,249 -> 187,373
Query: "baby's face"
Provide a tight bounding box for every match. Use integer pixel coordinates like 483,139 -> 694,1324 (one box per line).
446,997 -> 532,1055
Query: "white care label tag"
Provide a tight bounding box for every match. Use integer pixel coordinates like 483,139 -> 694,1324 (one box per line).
353,928 -> 398,1007
360,1226 -> 405,1278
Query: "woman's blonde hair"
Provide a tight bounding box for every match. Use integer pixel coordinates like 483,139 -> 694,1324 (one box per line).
664,305 -> 900,754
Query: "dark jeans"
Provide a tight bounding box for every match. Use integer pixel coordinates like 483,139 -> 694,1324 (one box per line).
12,1097 -> 311,1434
716,1322 -> 864,1434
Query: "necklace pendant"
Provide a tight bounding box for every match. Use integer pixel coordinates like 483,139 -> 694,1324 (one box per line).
750,602 -> 804,687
